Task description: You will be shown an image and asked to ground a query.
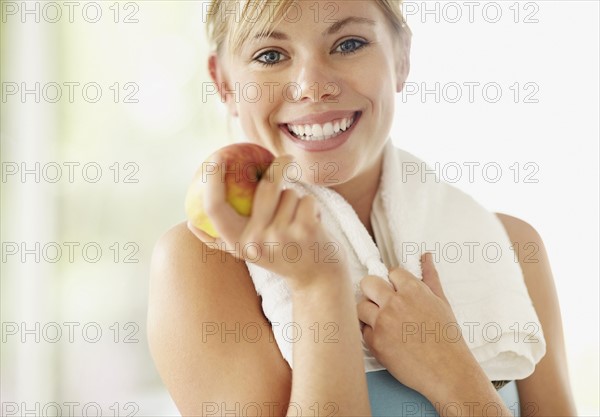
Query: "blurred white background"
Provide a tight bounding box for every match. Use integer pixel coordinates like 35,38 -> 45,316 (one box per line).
1,1 -> 598,415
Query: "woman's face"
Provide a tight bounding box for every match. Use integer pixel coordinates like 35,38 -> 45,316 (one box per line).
211,0 -> 408,187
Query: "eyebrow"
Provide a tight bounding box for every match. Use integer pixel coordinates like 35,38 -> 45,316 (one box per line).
322,16 -> 376,36
253,16 -> 376,41
254,31 -> 289,41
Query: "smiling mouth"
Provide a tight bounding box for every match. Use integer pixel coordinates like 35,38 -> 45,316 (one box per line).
283,112 -> 361,141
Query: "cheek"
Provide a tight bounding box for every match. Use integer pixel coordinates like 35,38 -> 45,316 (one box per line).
350,52 -> 397,105
373,70 -> 397,116
351,74 -> 396,121
236,84 -> 278,129
235,83 -> 287,154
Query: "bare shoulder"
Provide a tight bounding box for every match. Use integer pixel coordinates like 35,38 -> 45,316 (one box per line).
495,213 -> 577,415
147,221 -> 291,416
495,212 -> 542,243
148,221 -> 257,301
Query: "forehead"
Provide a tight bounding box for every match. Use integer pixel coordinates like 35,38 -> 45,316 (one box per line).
228,0 -> 388,52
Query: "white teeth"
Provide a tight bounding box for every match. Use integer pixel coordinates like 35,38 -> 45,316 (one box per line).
286,113 -> 358,141
311,124 -> 323,137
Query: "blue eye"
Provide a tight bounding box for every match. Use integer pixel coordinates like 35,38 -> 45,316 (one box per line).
255,50 -> 285,67
336,39 -> 368,55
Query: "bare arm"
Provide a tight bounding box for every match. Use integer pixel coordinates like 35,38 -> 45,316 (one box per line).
290,275 -> 370,416
147,222 -> 292,416
147,222 -> 371,416
148,164 -> 370,416
496,213 -> 577,417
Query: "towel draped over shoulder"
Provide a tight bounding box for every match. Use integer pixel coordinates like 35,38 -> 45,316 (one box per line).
245,139 -> 546,381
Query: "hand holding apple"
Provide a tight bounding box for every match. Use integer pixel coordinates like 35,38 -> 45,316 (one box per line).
185,143 -> 349,291
185,143 -> 275,238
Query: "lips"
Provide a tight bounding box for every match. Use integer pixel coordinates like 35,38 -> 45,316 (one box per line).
280,111 -> 362,152
286,113 -> 357,141
280,110 -> 361,140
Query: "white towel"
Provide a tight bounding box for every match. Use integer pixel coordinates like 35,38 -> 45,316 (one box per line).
245,138 -> 546,381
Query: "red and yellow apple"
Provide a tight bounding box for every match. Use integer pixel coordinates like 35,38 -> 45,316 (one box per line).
185,143 -> 275,238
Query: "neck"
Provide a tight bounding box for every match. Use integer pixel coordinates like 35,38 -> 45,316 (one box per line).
330,155 -> 384,242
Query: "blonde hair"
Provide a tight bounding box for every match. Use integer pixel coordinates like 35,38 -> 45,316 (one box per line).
206,0 -> 411,56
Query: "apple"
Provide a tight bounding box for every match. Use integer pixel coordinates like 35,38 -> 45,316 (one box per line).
185,143 -> 276,238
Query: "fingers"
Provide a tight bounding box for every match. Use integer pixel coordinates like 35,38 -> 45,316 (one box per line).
359,275 -> 394,307
251,155 -> 294,230
187,221 -> 209,241
271,189 -> 300,228
201,153 -> 294,254
188,221 -> 221,245
293,194 -> 321,225
420,252 -> 449,303
361,323 -> 374,348
387,253 -> 450,304
187,221 -> 232,253
387,267 -> 420,293
269,191 -> 321,230
196,151 -> 329,272
203,157 -> 250,245
357,298 -> 379,328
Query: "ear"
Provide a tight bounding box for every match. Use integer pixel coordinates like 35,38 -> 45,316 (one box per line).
208,52 -> 239,117
394,33 -> 412,93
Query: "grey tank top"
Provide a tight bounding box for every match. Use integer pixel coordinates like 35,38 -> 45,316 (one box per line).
366,370 -> 521,416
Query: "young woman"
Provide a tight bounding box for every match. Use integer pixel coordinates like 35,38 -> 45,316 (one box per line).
147,1 -> 577,415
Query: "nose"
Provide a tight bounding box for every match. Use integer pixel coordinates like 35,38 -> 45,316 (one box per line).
290,58 -> 341,103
